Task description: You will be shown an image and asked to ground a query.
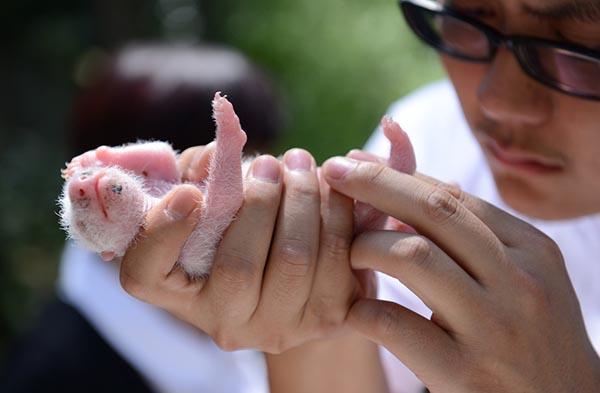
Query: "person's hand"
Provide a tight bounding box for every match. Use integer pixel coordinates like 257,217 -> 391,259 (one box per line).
177,143 -> 214,183
321,154 -> 600,393
120,146 -> 364,353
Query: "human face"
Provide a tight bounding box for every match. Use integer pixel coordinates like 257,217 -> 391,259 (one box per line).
438,0 -> 600,219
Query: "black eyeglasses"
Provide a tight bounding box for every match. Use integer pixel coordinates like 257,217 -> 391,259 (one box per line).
399,0 -> 600,101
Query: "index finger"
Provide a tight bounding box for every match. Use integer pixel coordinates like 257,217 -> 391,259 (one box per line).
322,158 -> 509,283
414,172 -> 534,248
344,149 -> 528,246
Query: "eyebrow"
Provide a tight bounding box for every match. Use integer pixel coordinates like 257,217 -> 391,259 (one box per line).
521,0 -> 600,22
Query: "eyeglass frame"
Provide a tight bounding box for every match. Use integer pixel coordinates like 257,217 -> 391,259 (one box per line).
399,0 -> 600,101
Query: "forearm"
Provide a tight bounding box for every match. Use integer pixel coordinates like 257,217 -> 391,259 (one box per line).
266,332 -> 389,393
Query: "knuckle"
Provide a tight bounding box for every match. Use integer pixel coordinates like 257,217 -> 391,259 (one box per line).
286,179 -> 320,205
438,182 -> 468,205
212,250 -> 258,290
213,330 -> 242,352
307,296 -> 347,328
423,187 -> 460,225
515,227 -> 567,275
509,234 -> 563,314
393,236 -> 433,270
515,268 -> 553,314
119,271 -> 149,300
373,306 -> 402,340
275,238 -> 314,278
366,163 -> 389,185
244,184 -> 281,213
518,224 -> 561,255
535,232 -> 564,263
259,332 -> 289,354
319,232 -> 351,262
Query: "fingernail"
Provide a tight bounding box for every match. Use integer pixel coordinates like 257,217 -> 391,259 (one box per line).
347,149 -> 383,164
252,155 -> 281,183
166,187 -> 199,220
284,149 -> 313,172
324,157 -> 358,180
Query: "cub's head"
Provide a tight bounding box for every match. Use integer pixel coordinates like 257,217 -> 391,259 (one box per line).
59,166 -> 149,260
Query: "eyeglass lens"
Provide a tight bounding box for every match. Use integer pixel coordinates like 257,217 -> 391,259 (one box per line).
404,2 -> 600,99
420,10 -> 490,60
518,46 -> 600,97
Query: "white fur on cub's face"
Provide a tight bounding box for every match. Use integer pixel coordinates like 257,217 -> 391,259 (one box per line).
59,166 -> 154,258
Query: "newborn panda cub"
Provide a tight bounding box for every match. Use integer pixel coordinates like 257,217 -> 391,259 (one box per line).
59,93 -> 415,278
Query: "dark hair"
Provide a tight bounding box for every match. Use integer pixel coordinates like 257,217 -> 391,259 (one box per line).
68,43 -> 283,157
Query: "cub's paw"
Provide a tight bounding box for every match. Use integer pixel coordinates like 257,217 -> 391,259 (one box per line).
62,146 -> 114,180
62,142 -> 179,182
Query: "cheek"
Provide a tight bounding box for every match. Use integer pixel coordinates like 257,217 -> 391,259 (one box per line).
544,114 -> 600,217
554,98 -> 600,172
565,126 -> 600,194
440,55 -> 487,123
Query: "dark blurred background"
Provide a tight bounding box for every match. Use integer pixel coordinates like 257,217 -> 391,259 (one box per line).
0,0 -> 442,361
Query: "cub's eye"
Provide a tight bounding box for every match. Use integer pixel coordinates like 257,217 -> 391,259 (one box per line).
111,184 -> 123,195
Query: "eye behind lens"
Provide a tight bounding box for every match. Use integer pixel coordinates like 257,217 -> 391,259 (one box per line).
515,44 -> 600,99
401,2 -> 492,62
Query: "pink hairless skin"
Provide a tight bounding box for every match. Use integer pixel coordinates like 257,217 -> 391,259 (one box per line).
59,93 -> 415,277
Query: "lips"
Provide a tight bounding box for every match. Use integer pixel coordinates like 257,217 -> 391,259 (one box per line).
480,134 -> 564,175
94,173 -> 110,219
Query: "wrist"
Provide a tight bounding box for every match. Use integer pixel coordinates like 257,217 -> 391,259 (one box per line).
266,332 -> 388,393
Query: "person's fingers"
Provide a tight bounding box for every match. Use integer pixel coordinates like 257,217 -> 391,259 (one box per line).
322,158 -> 507,284
179,142 -> 216,183
348,298 -> 458,385
345,150 -> 528,247
178,145 -> 204,177
413,172 -> 535,247
120,184 -> 204,305
199,155 -> 283,324
256,149 -> 321,331
303,173 -> 356,328
351,230 -> 483,327
346,149 -> 386,165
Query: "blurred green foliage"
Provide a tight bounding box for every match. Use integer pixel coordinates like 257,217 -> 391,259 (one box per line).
0,0 -> 443,359
203,0 -> 443,160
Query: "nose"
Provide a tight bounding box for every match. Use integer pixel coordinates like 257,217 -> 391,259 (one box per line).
68,170 -> 102,201
477,48 -> 552,126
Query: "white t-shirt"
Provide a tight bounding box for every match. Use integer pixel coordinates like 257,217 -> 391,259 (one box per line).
366,79 -> 600,393
58,243 -> 269,393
